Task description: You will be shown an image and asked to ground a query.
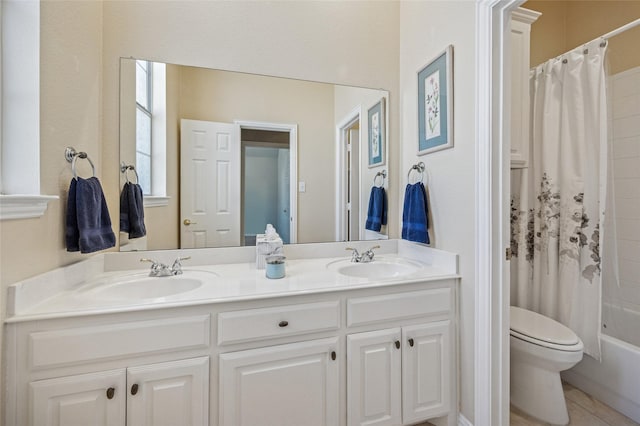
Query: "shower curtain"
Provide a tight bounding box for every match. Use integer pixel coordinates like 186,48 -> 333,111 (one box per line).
511,40 -> 608,359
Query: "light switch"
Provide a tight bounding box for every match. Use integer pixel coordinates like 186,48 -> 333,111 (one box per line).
298,181 -> 306,192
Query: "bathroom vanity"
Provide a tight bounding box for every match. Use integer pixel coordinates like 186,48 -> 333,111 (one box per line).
3,240 -> 459,426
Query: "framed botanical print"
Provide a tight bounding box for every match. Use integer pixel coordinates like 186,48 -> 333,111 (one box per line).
418,45 -> 453,155
368,98 -> 385,167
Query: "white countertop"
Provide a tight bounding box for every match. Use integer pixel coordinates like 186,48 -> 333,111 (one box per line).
5,240 -> 459,322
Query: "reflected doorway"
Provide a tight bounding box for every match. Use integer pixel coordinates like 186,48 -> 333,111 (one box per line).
241,129 -> 291,245
337,111 -> 361,241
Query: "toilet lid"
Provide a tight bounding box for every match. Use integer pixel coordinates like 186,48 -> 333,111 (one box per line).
510,306 -> 580,346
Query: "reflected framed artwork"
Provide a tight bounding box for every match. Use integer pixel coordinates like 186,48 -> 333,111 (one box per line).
418,45 -> 453,155
368,98 -> 385,167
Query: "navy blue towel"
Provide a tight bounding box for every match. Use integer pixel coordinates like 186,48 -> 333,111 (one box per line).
402,182 -> 430,244
365,186 -> 387,232
66,177 -> 116,253
120,182 -> 146,239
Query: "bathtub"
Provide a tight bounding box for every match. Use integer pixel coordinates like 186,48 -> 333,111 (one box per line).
562,333 -> 640,422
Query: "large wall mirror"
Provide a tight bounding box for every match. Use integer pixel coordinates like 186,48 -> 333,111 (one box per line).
119,58 -> 389,251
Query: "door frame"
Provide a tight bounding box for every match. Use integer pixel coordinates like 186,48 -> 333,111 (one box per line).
235,120 -> 298,244
335,106 -> 362,241
475,1 -> 524,425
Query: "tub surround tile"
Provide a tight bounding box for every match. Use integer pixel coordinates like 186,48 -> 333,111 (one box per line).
613,136 -> 640,159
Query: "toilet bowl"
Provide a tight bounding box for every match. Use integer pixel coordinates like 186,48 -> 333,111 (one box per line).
510,306 -> 584,425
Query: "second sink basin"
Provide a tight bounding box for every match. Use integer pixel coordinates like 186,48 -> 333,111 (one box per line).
327,257 -> 424,279
83,270 -> 217,300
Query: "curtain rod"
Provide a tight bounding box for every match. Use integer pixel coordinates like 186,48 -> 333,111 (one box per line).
546,17 -> 640,64
600,18 -> 640,41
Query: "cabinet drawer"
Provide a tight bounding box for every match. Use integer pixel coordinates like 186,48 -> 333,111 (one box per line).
218,301 -> 340,345
29,315 -> 210,370
347,288 -> 451,327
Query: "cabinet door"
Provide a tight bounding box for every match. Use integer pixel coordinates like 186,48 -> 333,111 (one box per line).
402,321 -> 451,423
347,328 -> 402,426
127,356 -> 209,426
29,369 -> 126,426
219,337 -> 339,426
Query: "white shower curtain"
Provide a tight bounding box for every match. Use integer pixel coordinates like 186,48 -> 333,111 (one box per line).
511,40 -> 608,359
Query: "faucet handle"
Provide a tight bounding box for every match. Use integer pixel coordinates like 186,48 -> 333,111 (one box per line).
345,247 -> 361,262
367,245 -> 381,251
141,257 -> 167,269
171,256 -> 191,275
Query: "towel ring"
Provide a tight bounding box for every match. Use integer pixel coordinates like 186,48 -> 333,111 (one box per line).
407,162 -> 425,184
120,162 -> 140,184
65,147 -> 96,180
373,170 -> 387,188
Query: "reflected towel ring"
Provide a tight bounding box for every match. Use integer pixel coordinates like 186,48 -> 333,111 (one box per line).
65,147 -> 96,180
373,170 -> 387,188
407,162 -> 425,184
120,162 -> 140,184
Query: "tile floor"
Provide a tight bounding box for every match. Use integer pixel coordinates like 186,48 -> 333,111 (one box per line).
510,382 -> 639,426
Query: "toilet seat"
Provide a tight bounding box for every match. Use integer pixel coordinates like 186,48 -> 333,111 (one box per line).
510,306 -> 583,352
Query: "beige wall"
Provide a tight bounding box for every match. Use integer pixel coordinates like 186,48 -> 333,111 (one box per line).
0,2 -> 104,420
0,1 -> 103,287
0,1 -> 399,285
399,2 -> 477,421
1,5 -> 400,415
178,67 -> 336,244
525,0 -> 640,74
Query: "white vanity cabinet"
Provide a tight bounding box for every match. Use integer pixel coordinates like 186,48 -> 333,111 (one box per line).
30,369 -> 126,426
126,357 -> 210,426
344,288 -> 454,426
6,313 -> 212,426
219,338 -> 340,426
6,276 -> 458,426
217,300 -> 341,426
29,357 -> 209,426
346,323 -> 451,426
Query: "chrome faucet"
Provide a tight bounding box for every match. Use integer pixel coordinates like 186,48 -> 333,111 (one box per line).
171,256 -> 191,275
141,257 -> 191,277
345,245 -> 380,263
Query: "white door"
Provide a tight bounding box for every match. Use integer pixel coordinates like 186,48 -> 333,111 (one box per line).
349,128 -> 360,241
181,119 -> 240,248
347,328 -> 402,426
219,337 -> 340,426
402,321 -> 451,423
29,369 -> 126,426
127,357 -> 209,426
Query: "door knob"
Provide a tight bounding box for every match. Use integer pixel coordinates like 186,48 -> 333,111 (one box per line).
183,219 -> 197,226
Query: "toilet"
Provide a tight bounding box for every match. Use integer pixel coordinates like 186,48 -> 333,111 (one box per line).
510,306 -> 584,425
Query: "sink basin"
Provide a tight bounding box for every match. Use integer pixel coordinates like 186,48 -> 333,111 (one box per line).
83,270 -> 217,300
327,257 -> 423,279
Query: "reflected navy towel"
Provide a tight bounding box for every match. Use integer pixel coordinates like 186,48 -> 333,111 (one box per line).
402,182 -> 430,244
365,186 -> 387,232
120,182 -> 146,239
66,177 -> 116,253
